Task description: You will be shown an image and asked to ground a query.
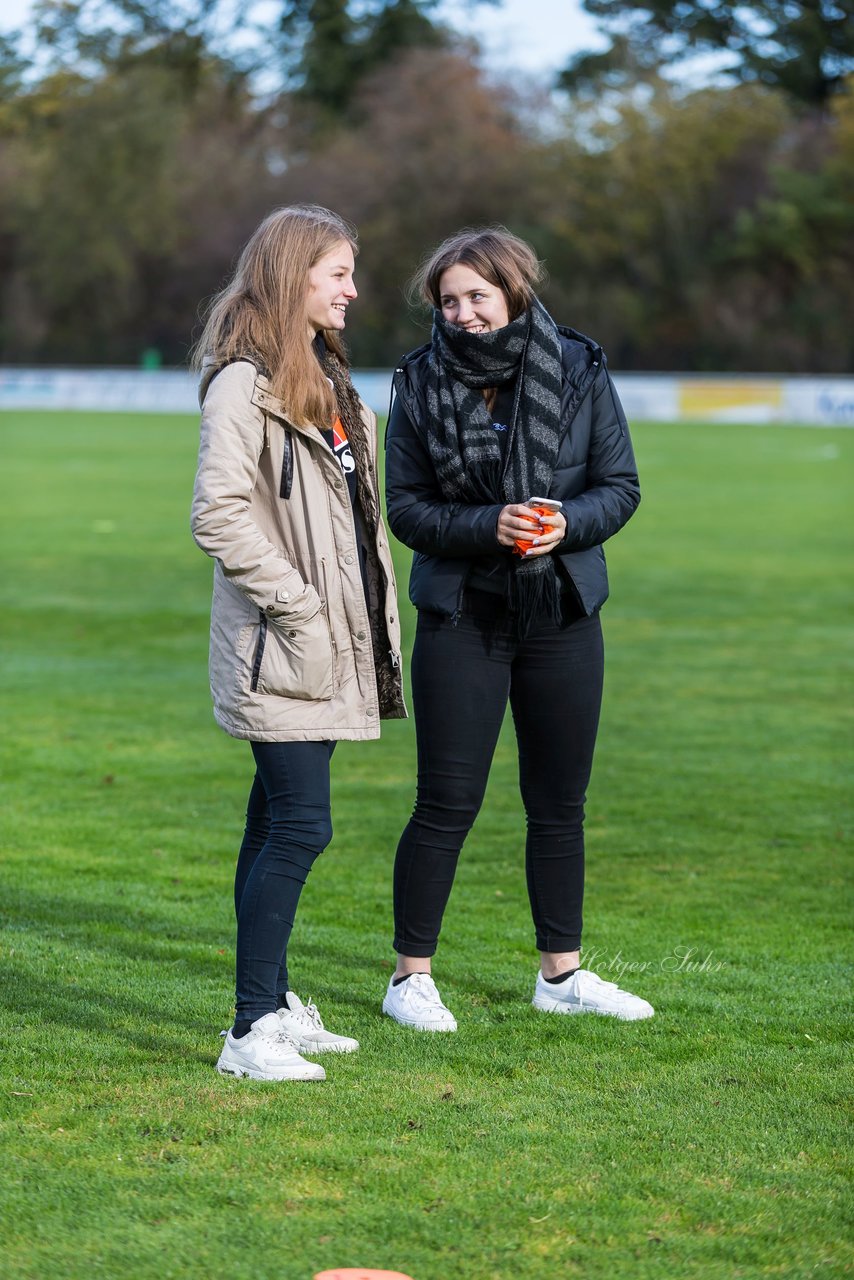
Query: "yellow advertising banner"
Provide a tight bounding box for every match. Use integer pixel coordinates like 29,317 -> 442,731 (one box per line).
678,380 -> 784,421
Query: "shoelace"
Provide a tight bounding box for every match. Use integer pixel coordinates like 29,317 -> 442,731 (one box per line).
572,970 -> 623,1011
261,1027 -> 300,1050
290,998 -> 325,1031
577,971 -> 619,993
404,974 -> 441,1008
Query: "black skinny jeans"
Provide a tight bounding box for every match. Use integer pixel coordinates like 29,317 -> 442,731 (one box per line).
393,594 -> 604,957
233,740 -> 335,1022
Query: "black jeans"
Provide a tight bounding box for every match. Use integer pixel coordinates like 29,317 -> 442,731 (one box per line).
233,740 -> 335,1022
393,595 -> 604,956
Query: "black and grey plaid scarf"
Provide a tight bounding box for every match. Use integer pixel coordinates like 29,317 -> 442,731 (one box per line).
426,298 -> 564,629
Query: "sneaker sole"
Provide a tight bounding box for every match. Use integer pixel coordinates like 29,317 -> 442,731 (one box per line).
296,1039 -> 360,1054
216,1058 -> 326,1081
382,1000 -> 457,1032
532,994 -> 654,1021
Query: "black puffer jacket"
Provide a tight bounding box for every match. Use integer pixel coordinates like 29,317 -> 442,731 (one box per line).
385,326 -> 640,618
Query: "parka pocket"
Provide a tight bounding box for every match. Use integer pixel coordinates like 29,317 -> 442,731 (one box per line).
249,613 -> 268,692
252,601 -> 335,702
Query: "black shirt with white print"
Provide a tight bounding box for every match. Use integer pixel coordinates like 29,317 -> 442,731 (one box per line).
321,415 -> 358,508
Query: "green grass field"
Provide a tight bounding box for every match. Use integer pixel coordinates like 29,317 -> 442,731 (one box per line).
0,411 -> 851,1280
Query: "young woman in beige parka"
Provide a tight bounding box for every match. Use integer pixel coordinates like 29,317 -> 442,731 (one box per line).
191,205 -> 405,1081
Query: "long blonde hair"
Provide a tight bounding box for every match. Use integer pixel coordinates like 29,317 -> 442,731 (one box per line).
192,205 -> 357,427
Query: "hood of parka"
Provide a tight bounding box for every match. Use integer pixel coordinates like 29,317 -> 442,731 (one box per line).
198,356 -> 261,407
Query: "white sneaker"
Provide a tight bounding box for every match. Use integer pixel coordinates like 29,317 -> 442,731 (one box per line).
216,1012 -> 326,1080
532,968 -> 654,1021
382,973 -> 457,1032
277,992 -> 359,1054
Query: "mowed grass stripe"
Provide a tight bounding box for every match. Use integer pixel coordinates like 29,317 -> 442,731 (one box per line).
0,411 -> 851,1280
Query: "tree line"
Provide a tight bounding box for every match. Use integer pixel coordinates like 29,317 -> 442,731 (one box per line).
0,0 -> 851,372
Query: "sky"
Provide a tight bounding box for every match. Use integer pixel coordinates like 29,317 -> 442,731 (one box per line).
0,0 -> 605,79
440,0 -> 605,75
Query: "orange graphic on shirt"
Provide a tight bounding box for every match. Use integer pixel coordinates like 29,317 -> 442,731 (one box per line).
330,415 -> 356,475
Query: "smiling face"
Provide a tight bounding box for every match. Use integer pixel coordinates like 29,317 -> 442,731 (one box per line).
305,240 -> 357,334
438,262 -> 510,334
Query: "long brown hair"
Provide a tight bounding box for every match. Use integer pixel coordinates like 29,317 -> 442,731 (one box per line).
192,205 -> 357,427
410,225 -> 544,321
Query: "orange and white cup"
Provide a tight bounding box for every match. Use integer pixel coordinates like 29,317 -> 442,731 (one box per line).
512,497 -> 563,556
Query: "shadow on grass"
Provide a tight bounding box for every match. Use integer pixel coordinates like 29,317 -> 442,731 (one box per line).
0,968 -> 215,1065
1,884 -> 227,966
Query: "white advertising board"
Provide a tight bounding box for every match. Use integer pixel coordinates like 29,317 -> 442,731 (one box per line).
0,367 -> 852,425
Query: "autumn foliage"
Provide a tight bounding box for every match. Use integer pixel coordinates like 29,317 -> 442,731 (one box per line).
0,2 -> 851,371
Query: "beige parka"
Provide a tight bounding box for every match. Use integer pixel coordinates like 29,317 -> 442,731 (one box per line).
191,359 -> 406,741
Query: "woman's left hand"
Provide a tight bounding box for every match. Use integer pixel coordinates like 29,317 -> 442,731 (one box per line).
525,509 -> 566,556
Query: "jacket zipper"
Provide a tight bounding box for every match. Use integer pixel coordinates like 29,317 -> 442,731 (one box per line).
250,612 -> 268,692
319,557 -> 338,679
452,565 -> 472,627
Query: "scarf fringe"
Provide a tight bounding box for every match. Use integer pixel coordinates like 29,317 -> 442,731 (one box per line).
507,560 -> 564,638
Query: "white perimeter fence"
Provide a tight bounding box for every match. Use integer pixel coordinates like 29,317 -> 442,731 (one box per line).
1,367 -> 853,426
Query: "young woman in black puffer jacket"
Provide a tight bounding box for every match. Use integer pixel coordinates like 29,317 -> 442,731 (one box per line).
381,226 -> 654,1031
